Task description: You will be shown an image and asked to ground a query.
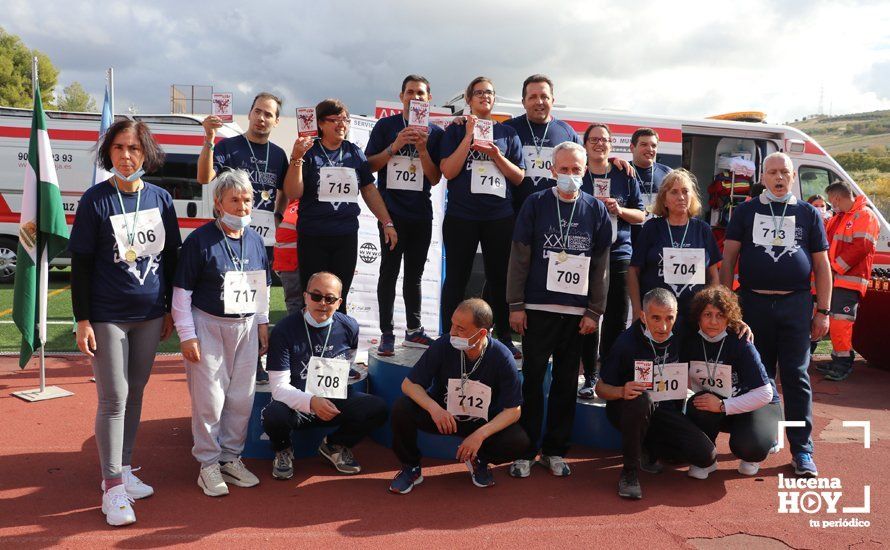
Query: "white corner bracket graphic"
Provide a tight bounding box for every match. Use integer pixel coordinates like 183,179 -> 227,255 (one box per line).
775,420 -> 806,451
842,420 -> 871,449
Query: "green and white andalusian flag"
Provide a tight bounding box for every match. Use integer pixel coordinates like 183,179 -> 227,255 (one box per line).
12,81 -> 70,368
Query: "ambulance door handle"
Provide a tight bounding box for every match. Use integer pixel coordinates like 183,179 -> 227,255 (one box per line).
187,202 -> 197,217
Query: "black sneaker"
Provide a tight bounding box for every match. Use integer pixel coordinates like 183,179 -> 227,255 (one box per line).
618,468 -> 642,499
577,378 -> 596,399
640,449 -> 664,474
465,458 -> 495,488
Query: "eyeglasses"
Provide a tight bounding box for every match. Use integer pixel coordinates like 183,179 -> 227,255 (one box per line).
322,116 -> 351,125
307,291 -> 340,305
471,90 -> 495,98
586,137 -> 610,145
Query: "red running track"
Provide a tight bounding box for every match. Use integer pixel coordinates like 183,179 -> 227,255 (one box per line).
0,355 -> 887,549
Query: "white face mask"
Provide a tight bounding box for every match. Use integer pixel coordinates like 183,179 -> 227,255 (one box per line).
450,329 -> 482,351
643,326 -> 671,344
764,188 -> 792,203
111,167 -> 145,183
698,329 -> 727,343
220,211 -> 252,230
556,174 -> 582,194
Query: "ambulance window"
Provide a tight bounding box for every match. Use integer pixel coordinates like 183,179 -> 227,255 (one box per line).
798,166 -> 839,201
143,153 -> 202,201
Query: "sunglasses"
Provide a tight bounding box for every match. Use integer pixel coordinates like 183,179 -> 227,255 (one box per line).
307,291 -> 340,305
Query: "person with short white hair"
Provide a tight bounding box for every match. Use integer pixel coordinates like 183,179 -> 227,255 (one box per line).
173,168 -> 271,497
506,141 -> 612,478
720,152 -> 831,477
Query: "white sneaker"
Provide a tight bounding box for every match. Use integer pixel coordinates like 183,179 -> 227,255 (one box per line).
538,455 -> 571,477
509,459 -> 532,478
738,460 -> 761,476
198,464 -> 229,497
101,466 -> 154,499
220,458 -> 260,488
688,462 -> 718,480
101,484 -> 136,526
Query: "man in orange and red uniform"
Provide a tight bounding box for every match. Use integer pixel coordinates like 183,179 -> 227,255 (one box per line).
274,200 -> 303,315
821,181 -> 880,381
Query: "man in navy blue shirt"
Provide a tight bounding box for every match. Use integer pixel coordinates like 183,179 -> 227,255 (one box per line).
596,288 -> 716,500
200,92 -> 291,384
389,298 -> 529,493
502,75 -> 583,213
262,272 -> 387,479
720,152 -> 831,478
629,128 -> 672,244
365,75 -> 444,355
506,141 -> 612,478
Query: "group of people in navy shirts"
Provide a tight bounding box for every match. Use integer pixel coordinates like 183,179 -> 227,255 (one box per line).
71,73 -> 832,526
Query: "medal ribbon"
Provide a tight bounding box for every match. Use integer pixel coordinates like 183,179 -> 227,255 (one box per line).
700,336 -> 727,381
555,193 -> 578,254
112,178 -> 141,256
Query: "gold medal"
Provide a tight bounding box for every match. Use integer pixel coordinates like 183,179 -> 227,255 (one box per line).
772,237 -> 783,246
557,251 -> 569,263
261,190 -> 271,201
535,156 -> 542,168
408,163 -> 417,174
478,166 -> 487,175
125,249 -> 137,262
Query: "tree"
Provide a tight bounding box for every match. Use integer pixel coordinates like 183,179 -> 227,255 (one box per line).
56,82 -> 97,112
0,27 -> 59,108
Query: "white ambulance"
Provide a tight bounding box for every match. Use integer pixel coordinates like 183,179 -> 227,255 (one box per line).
0,106 -> 243,283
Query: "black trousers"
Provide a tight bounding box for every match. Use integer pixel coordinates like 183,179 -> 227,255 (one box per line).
261,390 -> 388,451
606,393 -> 716,471
440,214 -> 513,339
390,395 -> 530,467
686,393 -> 782,463
298,233 -> 358,314
377,216 -> 433,334
519,309 -> 584,459
582,259 -> 630,379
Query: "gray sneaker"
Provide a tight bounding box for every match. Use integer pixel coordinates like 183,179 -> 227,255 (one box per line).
618,469 -> 642,499
640,449 -> 664,474
509,459 -> 533,478
273,448 -> 294,480
318,437 -> 361,474
538,455 -> 571,477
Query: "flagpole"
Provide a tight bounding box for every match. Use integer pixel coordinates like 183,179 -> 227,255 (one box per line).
108,68 -> 114,119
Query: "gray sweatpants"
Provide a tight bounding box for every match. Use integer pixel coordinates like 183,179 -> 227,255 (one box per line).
91,316 -> 164,480
185,308 -> 258,467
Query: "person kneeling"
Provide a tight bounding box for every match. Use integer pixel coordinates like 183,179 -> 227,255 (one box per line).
596,288 -> 716,500
262,272 -> 388,479
389,298 -> 530,493
683,286 -> 780,478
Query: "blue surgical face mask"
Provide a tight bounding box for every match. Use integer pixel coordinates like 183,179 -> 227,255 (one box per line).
764,188 -> 792,203
304,309 -> 333,328
111,167 -> 145,183
699,329 -> 727,343
556,174 -> 582,194
450,329 -> 482,351
220,211 -> 252,230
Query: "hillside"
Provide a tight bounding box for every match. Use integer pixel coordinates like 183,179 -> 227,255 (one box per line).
790,110 -> 890,155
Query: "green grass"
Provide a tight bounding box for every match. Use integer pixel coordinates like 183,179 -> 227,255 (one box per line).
0,272 -> 291,353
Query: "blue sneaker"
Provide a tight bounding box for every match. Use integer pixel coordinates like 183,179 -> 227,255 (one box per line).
791,452 -> 818,477
377,333 -> 396,356
389,465 -> 423,494
501,339 -> 522,360
404,327 -> 434,348
465,459 -> 495,488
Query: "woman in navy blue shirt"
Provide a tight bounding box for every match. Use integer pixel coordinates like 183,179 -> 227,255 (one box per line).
628,169 -> 721,331
683,286 -> 780,479
69,120 -> 180,526
438,77 -> 525,358
283,98 -> 397,313
579,123 -> 646,397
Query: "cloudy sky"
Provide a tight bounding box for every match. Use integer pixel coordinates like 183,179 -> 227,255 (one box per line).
5,0 -> 890,124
